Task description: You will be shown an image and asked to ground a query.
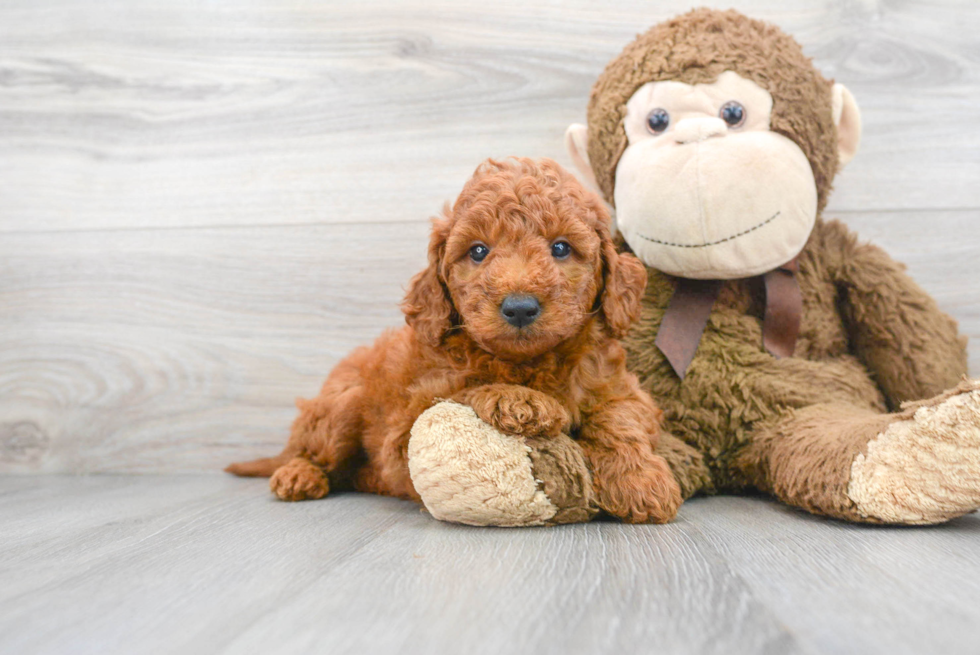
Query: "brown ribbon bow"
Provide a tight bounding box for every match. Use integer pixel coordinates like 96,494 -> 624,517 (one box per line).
654,258 -> 801,380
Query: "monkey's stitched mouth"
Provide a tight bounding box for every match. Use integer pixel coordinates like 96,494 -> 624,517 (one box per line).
634,211 -> 781,249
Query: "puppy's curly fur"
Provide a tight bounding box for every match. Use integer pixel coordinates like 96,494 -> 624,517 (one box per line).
227,158 -> 681,523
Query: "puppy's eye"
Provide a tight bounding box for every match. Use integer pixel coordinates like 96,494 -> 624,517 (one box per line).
551,241 -> 572,259
646,108 -> 670,134
469,243 -> 490,263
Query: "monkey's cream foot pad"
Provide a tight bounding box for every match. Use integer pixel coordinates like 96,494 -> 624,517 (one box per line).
849,380 -> 980,524
408,401 -> 596,526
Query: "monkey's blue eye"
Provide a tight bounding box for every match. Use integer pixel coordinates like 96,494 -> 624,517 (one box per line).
720,101 -> 745,127
469,243 -> 490,262
551,241 -> 572,259
646,108 -> 670,133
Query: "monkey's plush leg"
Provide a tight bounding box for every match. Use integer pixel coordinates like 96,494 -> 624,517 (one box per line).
654,430 -> 714,499
736,381 -> 980,524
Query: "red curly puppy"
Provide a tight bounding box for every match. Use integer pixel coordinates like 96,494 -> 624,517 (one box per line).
227,158 -> 682,523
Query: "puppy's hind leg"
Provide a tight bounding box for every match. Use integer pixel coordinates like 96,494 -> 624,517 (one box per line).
269,457 -> 331,501
235,357 -> 368,502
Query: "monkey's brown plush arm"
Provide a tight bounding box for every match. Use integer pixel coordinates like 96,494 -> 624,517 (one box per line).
822,219 -> 968,409
653,431 -> 714,499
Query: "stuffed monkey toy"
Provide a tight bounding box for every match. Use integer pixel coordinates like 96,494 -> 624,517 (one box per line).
412,8 -> 980,526
561,8 -> 980,524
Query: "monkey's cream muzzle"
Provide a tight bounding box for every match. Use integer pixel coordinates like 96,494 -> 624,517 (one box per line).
614,125 -> 817,279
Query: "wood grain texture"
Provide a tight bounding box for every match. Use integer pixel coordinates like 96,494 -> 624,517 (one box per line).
687,496 -> 980,655
1,0 -> 979,473
0,222 -> 429,473
0,0 -> 978,233
3,475 -> 980,655
1,214 -> 978,473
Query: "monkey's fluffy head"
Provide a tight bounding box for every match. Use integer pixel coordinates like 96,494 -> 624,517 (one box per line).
586,8 -> 838,214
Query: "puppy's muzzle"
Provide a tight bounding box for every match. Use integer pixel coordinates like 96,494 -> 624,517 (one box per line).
500,295 -> 541,328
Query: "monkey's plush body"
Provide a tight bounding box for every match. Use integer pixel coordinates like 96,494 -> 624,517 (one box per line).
632,218 -> 975,522
411,8 -> 980,526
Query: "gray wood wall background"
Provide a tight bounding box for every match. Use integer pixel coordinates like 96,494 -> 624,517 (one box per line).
2,0 -> 978,475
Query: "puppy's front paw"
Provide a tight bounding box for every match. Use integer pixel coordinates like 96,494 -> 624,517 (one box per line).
463,386 -> 569,437
595,456 -> 682,524
270,457 -> 330,501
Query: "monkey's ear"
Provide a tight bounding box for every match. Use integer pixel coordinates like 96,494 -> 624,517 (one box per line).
598,230 -> 647,339
564,124 -> 599,189
832,83 -> 862,168
402,216 -> 455,346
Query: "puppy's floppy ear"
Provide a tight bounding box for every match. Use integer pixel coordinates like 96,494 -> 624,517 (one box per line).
597,223 -> 647,339
403,212 -> 455,346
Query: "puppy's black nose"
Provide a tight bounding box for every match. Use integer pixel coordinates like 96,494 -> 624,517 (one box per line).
500,294 -> 541,328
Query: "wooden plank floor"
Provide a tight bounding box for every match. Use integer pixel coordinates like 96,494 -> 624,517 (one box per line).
2,475 -> 980,655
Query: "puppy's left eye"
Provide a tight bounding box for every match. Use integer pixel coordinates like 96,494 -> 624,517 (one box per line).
469,243 -> 490,263
551,241 -> 572,259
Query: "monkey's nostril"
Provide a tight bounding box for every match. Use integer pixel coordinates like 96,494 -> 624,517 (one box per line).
500,295 -> 541,328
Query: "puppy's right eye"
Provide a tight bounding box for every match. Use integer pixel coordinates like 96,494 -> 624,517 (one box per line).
469,243 -> 490,263
551,240 -> 572,259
